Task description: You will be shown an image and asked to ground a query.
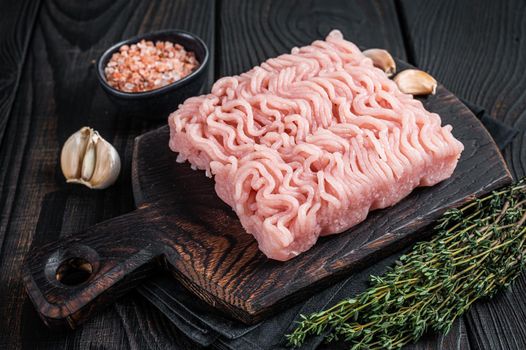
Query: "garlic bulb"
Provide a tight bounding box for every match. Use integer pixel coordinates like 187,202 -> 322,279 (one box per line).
61,127 -> 121,189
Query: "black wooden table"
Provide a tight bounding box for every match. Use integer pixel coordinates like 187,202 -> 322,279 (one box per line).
1,0 -> 525,349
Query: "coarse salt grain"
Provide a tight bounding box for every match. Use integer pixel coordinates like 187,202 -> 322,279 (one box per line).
104,39 -> 199,93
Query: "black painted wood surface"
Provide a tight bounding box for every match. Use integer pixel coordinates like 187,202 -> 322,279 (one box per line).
1,0 -> 526,349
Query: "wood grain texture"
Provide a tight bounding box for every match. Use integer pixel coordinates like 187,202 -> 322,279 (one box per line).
219,0 -> 407,78
319,318 -> 470,350
398,0 -> 526,179
464,278 -> 526,350
0,0 -> 41,272
399,0 -> 526,348
0,0 -> 41,145
405,319 -> 471,350
0,0 -> 215,348
22,66 -> 511,329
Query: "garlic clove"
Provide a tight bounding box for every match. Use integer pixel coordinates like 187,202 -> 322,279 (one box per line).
393,69 -> 437,95
81,137 -> 96,181
363,49 -> 396,77
88,136 -> 121,189
60,127 -> 121,189
61,127 -> 91,180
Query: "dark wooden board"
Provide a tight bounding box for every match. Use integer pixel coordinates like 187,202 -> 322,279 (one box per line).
22,63 -> 511,327
398,0 -> 526,348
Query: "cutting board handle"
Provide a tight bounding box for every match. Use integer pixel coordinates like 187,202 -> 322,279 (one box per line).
22,206 -> 163,329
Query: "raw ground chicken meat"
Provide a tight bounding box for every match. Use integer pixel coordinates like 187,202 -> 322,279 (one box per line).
168,30 -> 464,261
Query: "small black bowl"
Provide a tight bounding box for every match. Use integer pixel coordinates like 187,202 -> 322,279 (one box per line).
96,29 -> 209,118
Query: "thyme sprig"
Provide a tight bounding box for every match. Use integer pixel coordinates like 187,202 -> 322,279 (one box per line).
287,179 -> 526,349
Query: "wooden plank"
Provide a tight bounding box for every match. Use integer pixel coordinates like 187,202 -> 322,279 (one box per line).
0,0 -> 215,348
0,0 -> 41,145
398,0 -> 526,178
0,0 -> 41,258
320,318 -> 471,350
405,319 -> 471,350
19,292 -> 204,350
463,278 -> 526,350
398,0 -> 526,348
219,0 -> 407,79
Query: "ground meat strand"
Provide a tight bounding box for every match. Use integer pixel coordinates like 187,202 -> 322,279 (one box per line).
104,39 -> 199,93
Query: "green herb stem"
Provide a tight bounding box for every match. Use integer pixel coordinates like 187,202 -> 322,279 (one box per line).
287,179 -> 526,349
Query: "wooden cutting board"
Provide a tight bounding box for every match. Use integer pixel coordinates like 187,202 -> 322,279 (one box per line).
23,80 -> 511,330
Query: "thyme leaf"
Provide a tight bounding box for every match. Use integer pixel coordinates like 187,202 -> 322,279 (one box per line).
287,179 -> 526,349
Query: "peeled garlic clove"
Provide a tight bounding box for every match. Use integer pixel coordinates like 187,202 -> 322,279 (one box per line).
363,49 -> 396,77
61,127 -> 121,189
393,69 -> 437,95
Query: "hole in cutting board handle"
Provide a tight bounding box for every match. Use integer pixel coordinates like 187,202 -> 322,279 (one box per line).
24,207 -> 163,329
55,257 -> 93,286
44,244 -> 100,288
